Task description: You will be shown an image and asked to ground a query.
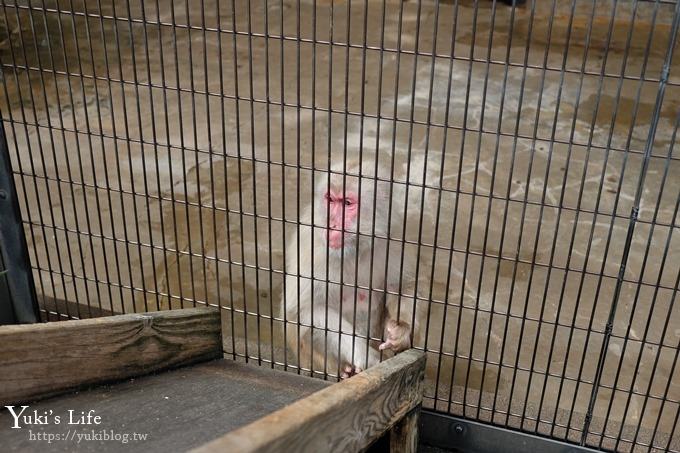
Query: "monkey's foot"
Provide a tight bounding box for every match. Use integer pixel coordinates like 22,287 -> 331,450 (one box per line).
340,364 -> 363,379
379,319 -> 411,352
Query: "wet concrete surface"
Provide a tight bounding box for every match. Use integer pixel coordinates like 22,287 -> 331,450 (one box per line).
1,0 -> 679,451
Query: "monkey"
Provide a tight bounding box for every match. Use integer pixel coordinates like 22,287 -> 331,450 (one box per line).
282,157 -> 416,379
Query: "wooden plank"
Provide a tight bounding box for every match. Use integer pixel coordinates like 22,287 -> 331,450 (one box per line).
193,349 -> 426,453
0,359 -> 330,452
0,307 -> 221,405
390,407 -> 420,453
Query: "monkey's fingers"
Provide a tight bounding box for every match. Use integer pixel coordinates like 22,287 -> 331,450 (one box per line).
340,365 -> 354,379
379,340 -> 395,351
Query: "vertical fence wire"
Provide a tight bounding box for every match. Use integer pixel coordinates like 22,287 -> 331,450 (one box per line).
582,0 -> 680,445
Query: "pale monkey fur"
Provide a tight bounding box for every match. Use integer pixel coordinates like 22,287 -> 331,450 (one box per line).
283,158 -> 422,377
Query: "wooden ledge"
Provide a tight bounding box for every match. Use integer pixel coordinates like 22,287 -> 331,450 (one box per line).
0,307 -> 221,405
193,349 -> 426,453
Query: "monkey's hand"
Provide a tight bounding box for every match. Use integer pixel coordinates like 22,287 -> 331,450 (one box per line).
340,364 -> 363,379
379,319 -> 411,353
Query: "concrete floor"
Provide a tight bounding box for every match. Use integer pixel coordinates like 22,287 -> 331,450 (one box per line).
1,0 -> 679,451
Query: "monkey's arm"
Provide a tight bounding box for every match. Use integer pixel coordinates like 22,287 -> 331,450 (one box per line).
376,238 -> 419,354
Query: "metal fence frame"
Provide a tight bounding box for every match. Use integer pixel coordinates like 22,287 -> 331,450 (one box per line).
0,116 -> 39,324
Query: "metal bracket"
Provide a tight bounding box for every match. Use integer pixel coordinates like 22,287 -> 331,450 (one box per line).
419,410 -> 600,453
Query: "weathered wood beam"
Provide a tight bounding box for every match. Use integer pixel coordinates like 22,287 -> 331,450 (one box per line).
194,349 -> 426,453
390,407 -> 420,453
0,307 -> 222,405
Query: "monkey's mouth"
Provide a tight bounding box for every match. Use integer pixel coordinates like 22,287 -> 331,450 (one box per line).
328,237 -> 344,249
327,230 -> 344,249
328,238 -> 358,251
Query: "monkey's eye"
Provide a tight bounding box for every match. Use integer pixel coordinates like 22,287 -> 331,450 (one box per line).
344,199 -> 352,206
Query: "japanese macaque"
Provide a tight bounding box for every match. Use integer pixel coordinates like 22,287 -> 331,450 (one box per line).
282,157 -> 418,378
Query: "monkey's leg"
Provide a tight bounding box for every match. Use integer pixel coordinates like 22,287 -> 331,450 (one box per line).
285,321 -> 314,375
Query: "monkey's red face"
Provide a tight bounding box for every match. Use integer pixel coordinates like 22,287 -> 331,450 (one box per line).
325,190 -> 359,249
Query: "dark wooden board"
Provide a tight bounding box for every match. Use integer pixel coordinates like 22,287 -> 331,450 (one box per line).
0,308 -> 222,405
391,407 -> 420,453
0,359 -> 330,452
195,349 -> 426,453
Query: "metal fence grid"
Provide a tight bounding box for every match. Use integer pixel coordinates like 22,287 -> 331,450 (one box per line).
0,0 -> 679,451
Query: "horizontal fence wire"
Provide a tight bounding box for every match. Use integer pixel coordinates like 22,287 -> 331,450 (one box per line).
0,0 -> 679,451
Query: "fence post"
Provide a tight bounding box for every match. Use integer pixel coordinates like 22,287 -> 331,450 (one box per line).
0,113 -> 39,324
580,0 -> 680,444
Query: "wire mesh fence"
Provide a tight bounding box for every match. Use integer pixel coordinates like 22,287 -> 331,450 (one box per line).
0,0 -> 679,451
